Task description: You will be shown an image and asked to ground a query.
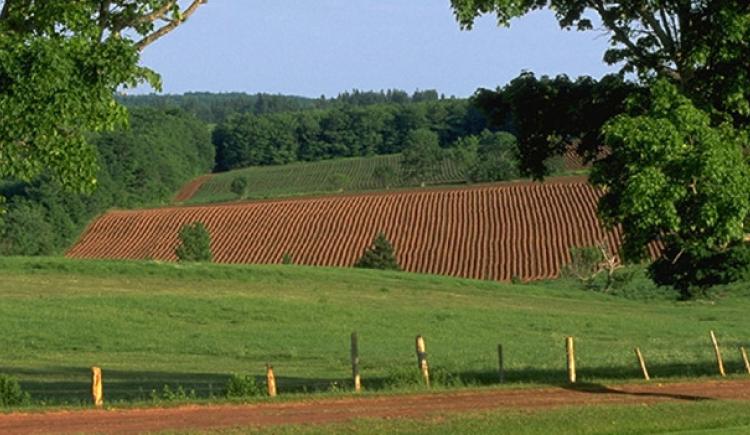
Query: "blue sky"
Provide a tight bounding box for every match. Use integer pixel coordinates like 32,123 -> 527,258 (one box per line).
134,0 -> 618,98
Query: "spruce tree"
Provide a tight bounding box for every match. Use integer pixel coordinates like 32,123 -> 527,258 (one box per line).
354,233 -> 400,271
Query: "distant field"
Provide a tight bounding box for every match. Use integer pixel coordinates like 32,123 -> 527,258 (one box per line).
184,154 -> 467,204
1,257 -> 750,407
69,177 -> 653,282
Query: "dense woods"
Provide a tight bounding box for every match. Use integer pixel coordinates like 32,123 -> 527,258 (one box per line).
0,108 -> 213,255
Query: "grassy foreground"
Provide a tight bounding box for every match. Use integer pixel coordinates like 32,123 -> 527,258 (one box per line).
186,154 -> 466,203
0,256 -> 749,406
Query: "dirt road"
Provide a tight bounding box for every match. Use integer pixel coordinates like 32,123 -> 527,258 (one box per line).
2,380 -> 749,434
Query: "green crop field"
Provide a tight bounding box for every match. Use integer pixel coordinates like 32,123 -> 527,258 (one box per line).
185,154 -> 467,204
1,256 -> 749,407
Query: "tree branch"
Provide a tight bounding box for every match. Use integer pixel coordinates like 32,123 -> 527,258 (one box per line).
135,0 -> 206,51
98,0 -> 111,41
134,0 -> 178,27
0,0 -> 13,21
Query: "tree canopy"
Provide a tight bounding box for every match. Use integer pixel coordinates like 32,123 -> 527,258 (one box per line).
453,1 -> 750,292
0,0 -> 206,199
451,1 -> 750,124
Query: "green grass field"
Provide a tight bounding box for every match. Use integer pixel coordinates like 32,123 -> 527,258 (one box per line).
186,154 -> 467,203
1,256 -> 749,407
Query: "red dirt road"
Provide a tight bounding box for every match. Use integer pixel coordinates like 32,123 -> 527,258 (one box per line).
173,175 -> 212,202
2,380 -> 749,434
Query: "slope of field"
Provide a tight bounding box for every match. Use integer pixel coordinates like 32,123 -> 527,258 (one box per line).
1,257 -> 749,407
186,154 -> 467,204
68,177 -> 652,282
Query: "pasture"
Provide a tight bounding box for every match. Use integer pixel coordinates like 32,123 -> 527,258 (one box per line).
1,256 -> 748,406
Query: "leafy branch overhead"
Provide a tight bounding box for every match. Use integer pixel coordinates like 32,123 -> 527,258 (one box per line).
451,1 -> 750,122
0,0 -> 207,196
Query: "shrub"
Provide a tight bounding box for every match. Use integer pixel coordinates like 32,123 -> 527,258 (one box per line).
230,176 -> 248,198
372,164 -> 398,188
174,222 -> 213,262
0,375 -> 30,407
354,233 -> 400,271
281,252 -> 293,265
561,246 -> 604,283
649,243 -> 750,299
225,374 -> 262,398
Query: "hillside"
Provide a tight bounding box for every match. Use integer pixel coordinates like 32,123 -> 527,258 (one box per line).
176,151 -> 587,204
1,257 -> 747,404
68,177 -> 651,282
180,154 -> 468,203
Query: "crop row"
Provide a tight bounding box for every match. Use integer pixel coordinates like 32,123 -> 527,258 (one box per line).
69,177 -> 646,282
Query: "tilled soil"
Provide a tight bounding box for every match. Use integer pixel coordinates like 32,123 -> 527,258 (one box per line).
2,379 -> 749,434
68,177 -> 660,281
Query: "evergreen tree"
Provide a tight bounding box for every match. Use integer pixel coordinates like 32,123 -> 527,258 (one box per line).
354,233 -> 400,271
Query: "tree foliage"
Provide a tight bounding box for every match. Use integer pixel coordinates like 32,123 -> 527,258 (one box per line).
0,0 -> 206,204
451,1 -> 750,125
212,99 -> 487,171
175,221 -> 212,262
354,233 -> 400,271
401,129 -> 443,184
0,108 -> 213,256
472,73 -> 637,179
591,80 -> 750,280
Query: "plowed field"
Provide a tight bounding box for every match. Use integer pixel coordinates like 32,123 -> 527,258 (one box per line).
68,177 -> 654,281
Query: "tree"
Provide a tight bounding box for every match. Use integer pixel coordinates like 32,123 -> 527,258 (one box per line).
0,0 -> 207,214
591,80 -> 750,292
401,128 -> 443,184
471,73 -> 637,179
468,130 -> 519,182
230,176 -> 249,198
175,221 -> 212,262
354,233 -> 400,271
454,2 -> 750,292
451,1 -> 750,125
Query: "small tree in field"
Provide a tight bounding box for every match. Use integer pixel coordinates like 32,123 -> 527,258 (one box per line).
355,233 -> 400,271
230,176 -> 248,198
175,222 -> 212,262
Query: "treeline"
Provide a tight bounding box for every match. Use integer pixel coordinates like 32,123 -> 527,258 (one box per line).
119,89 -> 449,124
472,72 -> 639,179
0,108 -> 213,255
213,100 -> 488,171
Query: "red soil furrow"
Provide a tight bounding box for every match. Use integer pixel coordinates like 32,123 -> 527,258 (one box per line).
68,178 -> 660,282
173,175 -> 212,202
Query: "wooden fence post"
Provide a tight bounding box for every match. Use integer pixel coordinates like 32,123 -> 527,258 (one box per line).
498,344 -> 504,383
266,364 -> 277,397
415,335 -> 430,387
351,332 -> 361,392
91,366 -> 103,408
634,347 -> 650,381
566,336 -> 576,384
709,330 -> 726,377
740,347 -> 750,375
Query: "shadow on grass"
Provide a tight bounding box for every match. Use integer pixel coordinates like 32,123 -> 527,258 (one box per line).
0,359 -> 741,405
561,382 -> 710,401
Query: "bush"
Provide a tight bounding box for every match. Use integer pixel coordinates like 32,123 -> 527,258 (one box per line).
649,243 -> 750,299
0,375 -> 30,407
230,176 -> 248,197
225,374 -> 262,398
561,246 -> 604,283
175,222 -> 212,262
354,233 -> 400,271
281,252 -> 293,265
